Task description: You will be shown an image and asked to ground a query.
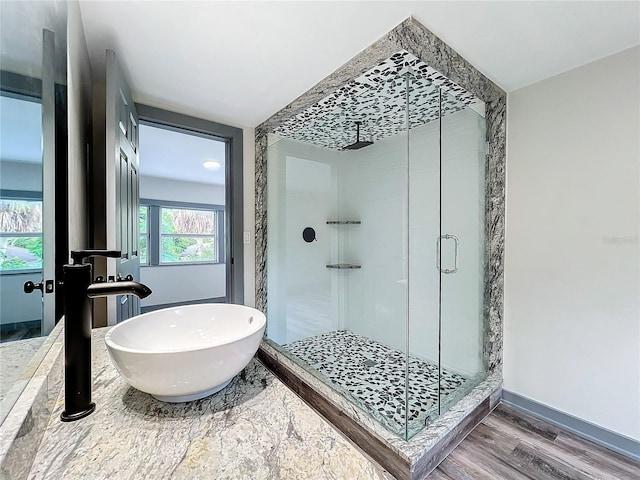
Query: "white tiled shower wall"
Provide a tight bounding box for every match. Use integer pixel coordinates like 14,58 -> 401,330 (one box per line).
267,107 -> 485,378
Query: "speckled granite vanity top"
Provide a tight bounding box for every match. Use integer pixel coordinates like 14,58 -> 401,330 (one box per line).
0,337 -> 46,405
27,329 -> 392,479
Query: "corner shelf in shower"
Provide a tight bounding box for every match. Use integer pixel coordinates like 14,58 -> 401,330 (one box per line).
326,221 -> 361,269
326,263 -> 361,269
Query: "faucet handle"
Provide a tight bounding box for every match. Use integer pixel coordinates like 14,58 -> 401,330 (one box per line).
71,250 -> 122,265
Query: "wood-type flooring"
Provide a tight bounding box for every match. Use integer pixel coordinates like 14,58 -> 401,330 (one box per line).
427,404 -> 639,480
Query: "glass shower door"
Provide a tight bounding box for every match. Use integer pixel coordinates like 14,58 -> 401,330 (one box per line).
406,72 -> 443,439
405,73 -> 487,437
439,90 -> 488,412
263,67 -> 487,440
335,73 -> 411,438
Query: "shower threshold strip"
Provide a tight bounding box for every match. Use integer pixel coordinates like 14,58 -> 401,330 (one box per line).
284,330 -> 471,437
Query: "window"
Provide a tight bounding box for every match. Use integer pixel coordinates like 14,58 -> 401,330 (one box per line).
141,200 -> 224,266
0,198 -> 43,272
139,205 -> 149,264
160,207 -> 217,263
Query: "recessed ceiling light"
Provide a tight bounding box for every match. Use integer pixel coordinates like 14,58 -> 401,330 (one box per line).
203,160 -> 221,170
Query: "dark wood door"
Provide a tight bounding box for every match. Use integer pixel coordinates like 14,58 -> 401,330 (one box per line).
106,50 -> 140,322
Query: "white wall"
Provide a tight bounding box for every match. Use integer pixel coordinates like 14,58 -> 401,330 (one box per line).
266,137 -> 341,343
140,175 -> 225,205
339,134 -> 409,353
140,263 -> 226,306
139,175 -> 226,307
242,127 -> 256,307
504,46 -> 640,441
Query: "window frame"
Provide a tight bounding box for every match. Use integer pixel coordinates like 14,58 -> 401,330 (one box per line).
0,189 -> 44,275
140,198 -> 225,267
139,204 -> 149,266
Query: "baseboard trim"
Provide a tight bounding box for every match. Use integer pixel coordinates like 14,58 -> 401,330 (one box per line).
140,297 -> 227,313
502,390 -> 640,462
0,319 -> 41,333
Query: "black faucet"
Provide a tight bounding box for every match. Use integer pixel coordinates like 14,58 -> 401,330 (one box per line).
60,249 -> 151,422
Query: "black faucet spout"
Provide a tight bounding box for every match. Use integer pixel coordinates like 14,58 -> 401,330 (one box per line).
87,281 -> 152,299
60,250 -> 152,422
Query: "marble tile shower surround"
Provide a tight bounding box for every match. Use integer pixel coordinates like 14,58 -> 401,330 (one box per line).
255,17 -> 506,373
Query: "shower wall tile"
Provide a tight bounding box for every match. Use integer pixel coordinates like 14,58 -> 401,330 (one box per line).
485,96 -> 507,372
272,51 -> 483,150
255,132 -> 268,313
255,16 -> 506,374
390,19 -> 505,103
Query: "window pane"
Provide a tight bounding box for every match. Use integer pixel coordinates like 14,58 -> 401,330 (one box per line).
0,200 -> 42,234
140,235 -> 148,264
161,236 -> 215,263
0,235 -> 43,271
139,206 -> 148,234
161,208 -> 214,235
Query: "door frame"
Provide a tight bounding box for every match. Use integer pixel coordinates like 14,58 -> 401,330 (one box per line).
0,68 -> 68,336
135,104 -> 244,305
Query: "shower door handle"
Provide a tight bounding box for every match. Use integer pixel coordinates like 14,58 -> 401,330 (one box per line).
436,234 -> 459,274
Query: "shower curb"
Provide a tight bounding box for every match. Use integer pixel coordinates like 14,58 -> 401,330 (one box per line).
258,342 -> 502,480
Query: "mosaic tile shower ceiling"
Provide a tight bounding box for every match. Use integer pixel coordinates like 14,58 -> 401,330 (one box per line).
274,50 -> 484,150
285,330 -> 470,437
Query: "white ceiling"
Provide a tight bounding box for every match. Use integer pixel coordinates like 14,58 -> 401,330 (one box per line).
78,1 -> 640,128
139,123 -> 226,186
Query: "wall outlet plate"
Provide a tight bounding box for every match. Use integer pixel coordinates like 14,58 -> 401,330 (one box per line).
243,232 -> 251,244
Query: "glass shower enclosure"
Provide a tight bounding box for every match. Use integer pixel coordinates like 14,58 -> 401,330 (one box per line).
265,69 -> 487,440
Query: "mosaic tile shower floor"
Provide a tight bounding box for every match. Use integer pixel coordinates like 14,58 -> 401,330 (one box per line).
284,330 -> 471,437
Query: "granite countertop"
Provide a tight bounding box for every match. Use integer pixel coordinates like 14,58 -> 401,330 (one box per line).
0,337 -> 46,405
28,329 -> 392,480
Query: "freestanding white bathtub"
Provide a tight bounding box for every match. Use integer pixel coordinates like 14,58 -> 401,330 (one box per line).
104,303 -> 266,402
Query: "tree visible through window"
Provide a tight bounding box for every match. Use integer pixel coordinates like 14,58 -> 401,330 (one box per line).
139,206 -> 148,264
140,202 -> 222,266
0,199 -> 43,272
161,208 -> 216,263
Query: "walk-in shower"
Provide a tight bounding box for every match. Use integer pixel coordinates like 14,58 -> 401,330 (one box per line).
263,50 -> 488,441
